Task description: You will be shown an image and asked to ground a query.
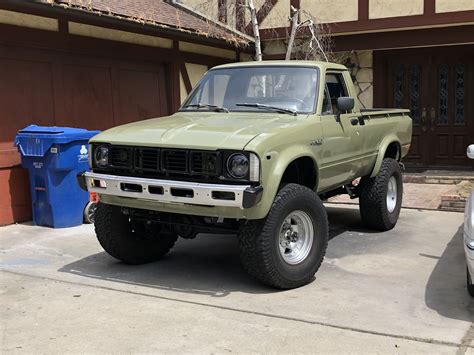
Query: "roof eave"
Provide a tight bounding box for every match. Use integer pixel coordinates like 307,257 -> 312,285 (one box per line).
10,0 -> 253,50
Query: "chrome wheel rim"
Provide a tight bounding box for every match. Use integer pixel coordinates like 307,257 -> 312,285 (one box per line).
387,176 -> 397,213
88,203 -> 97,223
279,210 -> 314,265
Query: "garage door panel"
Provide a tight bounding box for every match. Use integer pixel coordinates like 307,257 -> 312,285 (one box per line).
115,68 -> 163,126
0,44 -> 170,224
0,58 -> 55,144
62,64 -> 115,131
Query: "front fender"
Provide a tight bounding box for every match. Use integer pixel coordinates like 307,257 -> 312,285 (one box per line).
370,135 -> 400,177
252,145 -> 319,218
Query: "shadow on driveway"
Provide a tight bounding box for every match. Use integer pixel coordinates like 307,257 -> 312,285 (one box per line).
424,224 -> 474,323
59,234 -> 271,297
58,206 -> 367,297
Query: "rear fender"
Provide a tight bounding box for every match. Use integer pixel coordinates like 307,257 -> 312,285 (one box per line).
370,135 -> 400,178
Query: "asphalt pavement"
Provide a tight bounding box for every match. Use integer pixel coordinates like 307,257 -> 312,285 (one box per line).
1,204 -> 473,353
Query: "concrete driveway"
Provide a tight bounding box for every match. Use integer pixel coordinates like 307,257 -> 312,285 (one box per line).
1,204 -> 473,353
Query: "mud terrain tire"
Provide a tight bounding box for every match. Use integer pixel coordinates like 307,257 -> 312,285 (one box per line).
238,184 -> 328,289
359,158 -> 403,231
94,203 -> 178,264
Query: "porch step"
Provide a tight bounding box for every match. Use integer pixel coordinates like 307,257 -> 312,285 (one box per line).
403,172 -> 474,185
439,194 -> 466,213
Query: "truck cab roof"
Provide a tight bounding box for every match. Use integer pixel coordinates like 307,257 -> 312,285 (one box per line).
212,60 -> 348,72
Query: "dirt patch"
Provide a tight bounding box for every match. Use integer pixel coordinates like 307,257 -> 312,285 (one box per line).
457,181 -> 474,199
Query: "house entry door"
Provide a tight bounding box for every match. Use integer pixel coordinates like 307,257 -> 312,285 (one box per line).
377,45 -> 474,169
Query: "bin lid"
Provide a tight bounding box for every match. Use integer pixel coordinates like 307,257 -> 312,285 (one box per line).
15,125 -> 101,157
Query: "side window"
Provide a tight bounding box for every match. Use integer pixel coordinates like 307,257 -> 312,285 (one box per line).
325,73 -> 348,114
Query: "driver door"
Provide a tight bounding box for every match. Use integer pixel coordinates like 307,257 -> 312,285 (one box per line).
318,72 -> 364,190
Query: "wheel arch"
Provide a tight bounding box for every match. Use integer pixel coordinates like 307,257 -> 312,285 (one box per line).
249,148 -> 321,220
279,155 -> 319,191
370,137 -> 402,178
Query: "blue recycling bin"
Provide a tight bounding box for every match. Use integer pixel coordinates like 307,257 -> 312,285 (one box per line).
15,125 -> 100,228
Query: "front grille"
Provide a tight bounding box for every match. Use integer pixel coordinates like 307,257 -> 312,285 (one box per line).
190,151 -> 218,175
102,145 -> 220,182
162,149 -> 188,173
135,147 -> 159,171
110,147 -> 132,168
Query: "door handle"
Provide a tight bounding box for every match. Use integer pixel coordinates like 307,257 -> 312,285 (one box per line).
421,107 -> 427,132
350,118 -> 359,126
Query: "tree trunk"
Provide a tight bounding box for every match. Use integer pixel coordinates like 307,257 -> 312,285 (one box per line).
248,0 -> 262,61
285,7 -> 299,60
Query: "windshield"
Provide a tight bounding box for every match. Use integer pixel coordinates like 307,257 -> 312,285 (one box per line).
180,66 -> 319,114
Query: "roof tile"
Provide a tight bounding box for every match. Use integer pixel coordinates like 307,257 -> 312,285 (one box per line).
49,0 -> 249,45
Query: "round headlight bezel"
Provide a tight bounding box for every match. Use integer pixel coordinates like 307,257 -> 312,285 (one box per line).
226,153 -> 250,179
94,145 -> 110,168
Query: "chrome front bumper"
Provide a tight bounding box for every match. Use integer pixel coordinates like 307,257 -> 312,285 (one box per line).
79,172 -> 263,209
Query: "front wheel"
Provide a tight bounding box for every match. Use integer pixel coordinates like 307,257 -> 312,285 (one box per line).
94,203 -> 178,264
359,158 -> 403,231
238,184 -> 329,289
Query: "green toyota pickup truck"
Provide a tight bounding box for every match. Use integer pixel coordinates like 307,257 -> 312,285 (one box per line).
78,61 -> 412,289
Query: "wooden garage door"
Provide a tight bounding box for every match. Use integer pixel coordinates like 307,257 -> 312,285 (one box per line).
0,45 -> 170,224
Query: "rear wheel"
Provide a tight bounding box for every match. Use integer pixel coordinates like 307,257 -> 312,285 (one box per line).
238,184 -> 328,289
94,203 -> 178,264
359,158 -> 403,231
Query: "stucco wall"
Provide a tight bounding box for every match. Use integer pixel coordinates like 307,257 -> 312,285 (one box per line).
185,63 -> 208,87
69,23 -> 173,48
301,0 -> 358,23
179,72 -> 187,104
349,51 -> 374,109
181,0 -> 474,29
180,63 -> 209,103
180,0 -> 219,20
262,39 -> 287,56
0,9 -> 58,31
436,0 -> 474,13
179,41 -> 236,60
259,0 -> 290,29
369,0 -> 424,19
240,53 -> 255,61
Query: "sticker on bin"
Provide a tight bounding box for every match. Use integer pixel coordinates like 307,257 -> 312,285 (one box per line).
33,162 -> 43,169
78,145 -> 88,162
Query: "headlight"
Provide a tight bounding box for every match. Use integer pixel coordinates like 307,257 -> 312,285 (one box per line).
227,153 -> 249,179
225,152 -> 260,181
94,145 -> 109,168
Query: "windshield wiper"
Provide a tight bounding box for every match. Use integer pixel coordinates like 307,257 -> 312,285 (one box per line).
182,103 -> 229,113
236,103 -> 297,116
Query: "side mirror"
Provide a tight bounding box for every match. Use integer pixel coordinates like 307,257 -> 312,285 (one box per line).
467,144 -> 474,159
337,97 -> 355,113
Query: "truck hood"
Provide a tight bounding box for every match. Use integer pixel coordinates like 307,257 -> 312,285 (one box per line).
91,112 -> 303,150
